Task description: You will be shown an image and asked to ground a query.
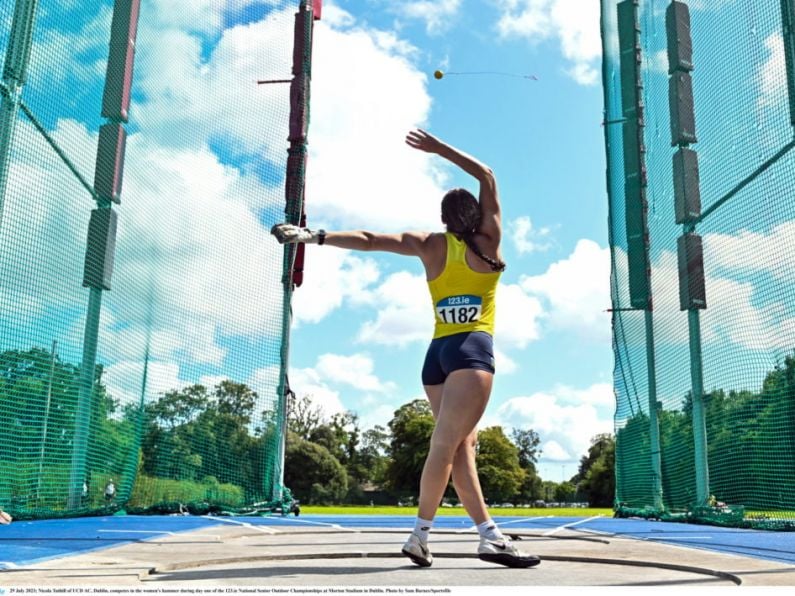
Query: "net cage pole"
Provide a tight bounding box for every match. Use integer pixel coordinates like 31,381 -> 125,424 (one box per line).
273,0 -> 320,506
665,0 -> 710,507
67,0 -> 140,510
612,0 -> 664,511
0,0 -> 39,232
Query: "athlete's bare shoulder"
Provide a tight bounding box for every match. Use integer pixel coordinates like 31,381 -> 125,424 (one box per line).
421,232 -> 448,280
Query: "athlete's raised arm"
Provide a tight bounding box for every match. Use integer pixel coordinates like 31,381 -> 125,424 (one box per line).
405,129 -> 500,244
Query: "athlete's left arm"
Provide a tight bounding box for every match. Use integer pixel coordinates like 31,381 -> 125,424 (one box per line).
270,223 -> 431,257
323,230 -> 431,257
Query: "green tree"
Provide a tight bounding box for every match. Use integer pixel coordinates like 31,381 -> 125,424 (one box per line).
578,434 -> 615,507
511,428 -> 543,502
476,426 -> 525,503
385,399 -> 434,495
140,381 -> 266,498
283,431 -> 348,504
0,348 -> 137,508
359,425 -> 390,486
287,393 -> 324,439
554,481 -> 577,503
511,428 -> 542,466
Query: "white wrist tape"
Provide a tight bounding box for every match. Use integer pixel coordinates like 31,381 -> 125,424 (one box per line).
271,223 -> 322,244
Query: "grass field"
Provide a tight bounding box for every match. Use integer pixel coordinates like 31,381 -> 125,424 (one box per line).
298,505 -> 613,517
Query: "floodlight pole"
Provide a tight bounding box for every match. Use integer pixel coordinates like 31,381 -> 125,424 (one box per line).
0,0 -> 40,231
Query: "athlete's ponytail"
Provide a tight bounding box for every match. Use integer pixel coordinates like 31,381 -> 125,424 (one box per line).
441,188 -> 506,272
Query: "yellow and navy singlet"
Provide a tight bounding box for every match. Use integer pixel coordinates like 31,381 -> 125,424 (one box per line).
428,233 -> 501,339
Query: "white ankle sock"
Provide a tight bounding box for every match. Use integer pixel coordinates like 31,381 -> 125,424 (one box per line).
477,519 -> 505,541
413,517 -> 433,543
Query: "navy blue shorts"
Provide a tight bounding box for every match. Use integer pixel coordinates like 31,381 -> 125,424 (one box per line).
421,331 -> 495,386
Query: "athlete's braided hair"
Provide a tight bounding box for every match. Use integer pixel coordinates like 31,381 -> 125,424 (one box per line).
441,188 -> 506,272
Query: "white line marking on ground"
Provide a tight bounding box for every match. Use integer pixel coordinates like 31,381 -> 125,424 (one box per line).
265,517 -> 350,531
99,530 -> 172,535
99,529 -> 221,541
543,515 -> 604,536
498,516 -> 554,527
203,516 -> 281,534
645,536 -> 713,541
459,515 -> 553,533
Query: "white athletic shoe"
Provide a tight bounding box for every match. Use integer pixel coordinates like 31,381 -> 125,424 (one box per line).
402,533 -> 433,567
0,510 -> 11,525
478,537 -> 541,568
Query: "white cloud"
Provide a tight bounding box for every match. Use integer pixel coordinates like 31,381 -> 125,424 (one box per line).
540,440 -> 572,462
146,0 -> 282,36
493,0 -> 602,85
308,17 -> 446,230
509,215 -> 553,254
520,239 -> 611,343
103,360 -> 184,408
494,282 -> 545,349
287,352 -> 398,423
288,366 -> 347,420
322,3 -> 356,28
493,347 -> 518,375
758,34 -> 787,109
356,402 -> 400,434
646,49 -> 669,75
688,0 -> 737,10
615,242 -> 787,354
492,382 -> 614,464
134,7 -> 296,163
357,271 -> 434,346
390,0 -> 463,34
292,247 -> 380,325
316,353 -> 396,392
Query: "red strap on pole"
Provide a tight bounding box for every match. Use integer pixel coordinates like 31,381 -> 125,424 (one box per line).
292,228 -> 306,287
313,0 -> 322,20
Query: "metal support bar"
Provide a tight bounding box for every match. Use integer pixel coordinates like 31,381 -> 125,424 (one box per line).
17,101 -> 99,201
67,287 -> 103,509
36,339 -> 57,503
644,310 -> 663,510
695,139 -> 795,227
688,309 -> 710,504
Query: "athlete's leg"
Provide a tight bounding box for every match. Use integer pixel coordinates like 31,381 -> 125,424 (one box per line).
417,369 -> 492,522
424,384 -> 489,525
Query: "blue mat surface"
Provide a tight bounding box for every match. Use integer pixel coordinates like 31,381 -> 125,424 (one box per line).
1,514 -> 793,568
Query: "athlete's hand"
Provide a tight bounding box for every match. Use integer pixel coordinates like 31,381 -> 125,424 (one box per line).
271,223 -> 323,244
405,129 -> 445,154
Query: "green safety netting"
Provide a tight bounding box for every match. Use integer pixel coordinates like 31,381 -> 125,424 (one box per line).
602,0 -> 795,529
0,0 -> 316,519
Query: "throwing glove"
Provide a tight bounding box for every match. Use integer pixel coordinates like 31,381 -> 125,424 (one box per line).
271,223 -> 326,245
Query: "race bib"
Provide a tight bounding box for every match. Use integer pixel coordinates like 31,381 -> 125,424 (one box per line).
436,295 -> 482,325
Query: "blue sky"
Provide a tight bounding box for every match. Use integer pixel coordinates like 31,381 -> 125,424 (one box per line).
0,0 -> 613,483
286,0 -> 613,482
4,0 -> 793,499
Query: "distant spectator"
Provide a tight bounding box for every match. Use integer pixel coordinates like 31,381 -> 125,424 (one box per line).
104,479 -> 116,503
